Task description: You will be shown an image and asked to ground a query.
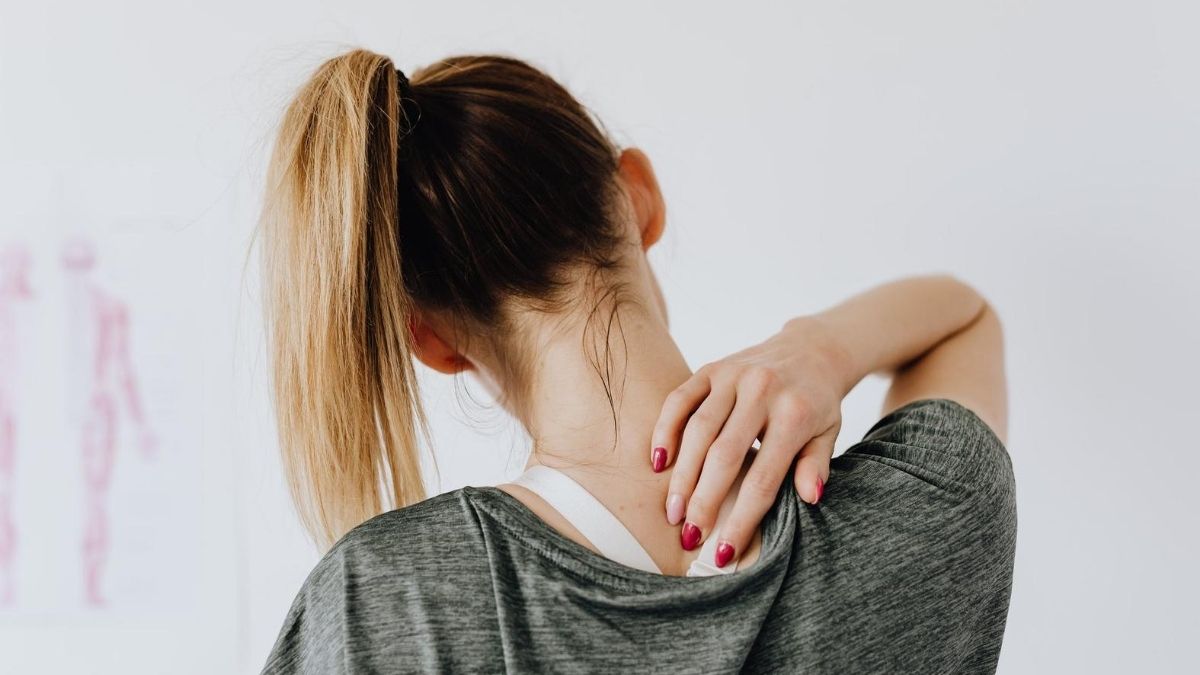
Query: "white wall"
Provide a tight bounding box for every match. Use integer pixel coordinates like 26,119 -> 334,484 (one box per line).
1,1 -> 1196,672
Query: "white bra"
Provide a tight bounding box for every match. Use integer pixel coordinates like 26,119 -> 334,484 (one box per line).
508,465 -> 742,576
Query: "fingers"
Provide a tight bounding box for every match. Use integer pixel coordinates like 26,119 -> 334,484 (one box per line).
663,383 -> 736,527
650,369 -> 713,473
710,415 -> 809,567
792,424 -> 838,504
680,398 -> 767,551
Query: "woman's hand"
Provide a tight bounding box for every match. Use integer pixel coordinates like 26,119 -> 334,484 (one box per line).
650,316 -> 853,565
650,276 -> 997,567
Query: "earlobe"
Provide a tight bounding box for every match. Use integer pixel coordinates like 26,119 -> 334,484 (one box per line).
408,313 -> 473,375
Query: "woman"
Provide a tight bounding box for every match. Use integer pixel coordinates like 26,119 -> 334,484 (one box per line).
258,48 -> 1015,673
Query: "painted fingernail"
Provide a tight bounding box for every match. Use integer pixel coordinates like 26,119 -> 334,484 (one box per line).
651,446 -> 667,473
666,493 -> 685,525
814,477 -> 824,504
715,541 -> 735,568
681,521 -> 701,550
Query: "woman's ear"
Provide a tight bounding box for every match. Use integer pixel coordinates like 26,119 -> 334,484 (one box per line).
617,147 -> 666,250
408,313 -> 473,375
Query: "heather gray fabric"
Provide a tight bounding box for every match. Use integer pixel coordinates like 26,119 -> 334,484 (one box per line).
262,398 -> 1017,674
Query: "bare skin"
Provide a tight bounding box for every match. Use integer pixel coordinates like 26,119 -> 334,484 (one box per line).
651,276 -> 1007,568
408,146 -> 1007,575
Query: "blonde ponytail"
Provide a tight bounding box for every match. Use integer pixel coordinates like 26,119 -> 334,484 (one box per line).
259,49 -> 429,551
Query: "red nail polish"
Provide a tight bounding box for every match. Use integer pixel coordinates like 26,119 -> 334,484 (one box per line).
715,541 -> 735,568
814,477 -> 824,504
651,446 -> 667,473
681,522 -> 701,550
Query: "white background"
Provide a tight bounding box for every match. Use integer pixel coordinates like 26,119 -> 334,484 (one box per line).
1,1 -> 1197,672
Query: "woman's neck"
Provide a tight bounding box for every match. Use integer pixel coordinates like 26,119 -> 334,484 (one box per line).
496,305 -> 761,575
522,304 -> 691,477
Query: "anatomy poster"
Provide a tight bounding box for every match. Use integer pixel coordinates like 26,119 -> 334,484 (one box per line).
0,228 -> 207,618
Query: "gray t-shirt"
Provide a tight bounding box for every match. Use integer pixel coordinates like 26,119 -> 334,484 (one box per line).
262,398 -> 1017,674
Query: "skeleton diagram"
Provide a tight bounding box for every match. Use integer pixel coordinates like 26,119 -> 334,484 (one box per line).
62,238 -> 156,606
0,244 -> 33,606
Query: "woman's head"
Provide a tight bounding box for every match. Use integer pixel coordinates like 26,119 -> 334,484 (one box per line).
259,48 -> 667,548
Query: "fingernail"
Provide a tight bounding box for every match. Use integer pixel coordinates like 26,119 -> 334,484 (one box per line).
651,446 -> 667,473
666,493 -> 685,525
681,521 -> 701,550
715,541 -> 735,568
814,477 -> 824,504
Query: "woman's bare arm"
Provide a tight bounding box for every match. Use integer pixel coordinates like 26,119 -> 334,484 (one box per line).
805,273 -> 1008,442
653,274 -> 1008,567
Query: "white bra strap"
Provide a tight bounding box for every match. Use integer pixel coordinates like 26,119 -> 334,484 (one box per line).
510,465 -> 663,575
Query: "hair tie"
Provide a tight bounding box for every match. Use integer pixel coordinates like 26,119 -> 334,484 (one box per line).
394,67 -> 421,138
395,67 -> 413,99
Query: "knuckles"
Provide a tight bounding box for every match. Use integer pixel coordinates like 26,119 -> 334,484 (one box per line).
663,387 -> 691,409
707,440 -> 745,467
774,392 -> 811,426
739,470 -> 781,502
739,365 -> 777,399
687,407 -> 724,429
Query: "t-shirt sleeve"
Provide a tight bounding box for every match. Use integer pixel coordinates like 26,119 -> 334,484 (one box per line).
846,397 -> 1015,503
818,398 -> 1018,671
259,548 -> 350,674
258,495 -> 493,674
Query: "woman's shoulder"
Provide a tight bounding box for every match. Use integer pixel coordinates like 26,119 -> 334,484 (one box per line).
847,398 -> 1014,492
323,487 -> 485,569
777,400 -> 1017,673
833,398 -> 1017,538
812,398 -> 1018,591
261,488 -> 492,674
278,488 -> 490,613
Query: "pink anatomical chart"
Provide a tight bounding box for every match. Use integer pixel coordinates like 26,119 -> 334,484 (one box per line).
63,238 -> 159,607
0,234 -> 200,615
0,244 -> 33,606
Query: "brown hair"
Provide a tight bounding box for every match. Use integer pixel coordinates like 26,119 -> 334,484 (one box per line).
258,48 -> 630,550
